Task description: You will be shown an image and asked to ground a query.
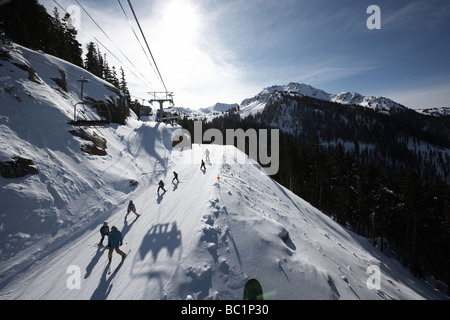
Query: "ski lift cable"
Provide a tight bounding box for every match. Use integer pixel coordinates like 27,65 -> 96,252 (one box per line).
117,0 -> 154,76
127,0 -> 169,93
52,0 -> 156,92
73,0 -> 158,91
117,0 -> 161,93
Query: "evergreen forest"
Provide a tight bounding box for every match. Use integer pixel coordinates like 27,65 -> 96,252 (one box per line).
179,96 -> 450,290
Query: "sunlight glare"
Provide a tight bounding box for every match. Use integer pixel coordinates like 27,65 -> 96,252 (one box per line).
162,0 -> 201,42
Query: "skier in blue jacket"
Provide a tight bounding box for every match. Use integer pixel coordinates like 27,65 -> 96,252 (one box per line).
107,226 -> 127,263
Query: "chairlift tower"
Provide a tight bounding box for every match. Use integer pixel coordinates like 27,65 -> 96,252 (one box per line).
149,91 -> 174,122
77,77 -> 89,100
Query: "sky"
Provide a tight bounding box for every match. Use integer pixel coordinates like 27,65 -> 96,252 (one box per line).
37,0 -> 450,110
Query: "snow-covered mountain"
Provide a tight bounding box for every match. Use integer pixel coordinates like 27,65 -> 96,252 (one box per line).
178,83 -> 442,122
416,107 -> 450,117
0,43 -> 448,300
176,102 -> 239,121
239,82 -> 407,118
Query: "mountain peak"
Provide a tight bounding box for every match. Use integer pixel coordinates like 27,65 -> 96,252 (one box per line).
239,82 -> 408,116
264,82 -> 331,101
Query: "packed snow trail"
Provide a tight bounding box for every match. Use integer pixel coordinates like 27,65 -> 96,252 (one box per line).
0,142 -> 224,299
1,140 -> 447,300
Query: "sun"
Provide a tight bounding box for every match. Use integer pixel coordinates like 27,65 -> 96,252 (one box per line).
162,0 -> 201,42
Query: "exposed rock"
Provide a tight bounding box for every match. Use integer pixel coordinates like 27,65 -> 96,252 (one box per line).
69,129 -> 108,156
0,157 -> 38,178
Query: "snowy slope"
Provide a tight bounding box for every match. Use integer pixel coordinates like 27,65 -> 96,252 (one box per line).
1,141 -> 446,300
0,44 -> 447,300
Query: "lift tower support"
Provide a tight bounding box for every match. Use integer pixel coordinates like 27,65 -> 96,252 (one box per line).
149,92 -> 174,122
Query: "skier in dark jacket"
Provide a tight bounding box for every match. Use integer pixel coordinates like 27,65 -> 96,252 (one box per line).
107,226 -> 127,263
99,222 -> 109,246
172,171 -> 179,183
200,159 -> 206,170
158,180 -> 166,193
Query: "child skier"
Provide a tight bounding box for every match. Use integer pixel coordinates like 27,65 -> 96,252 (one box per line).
99,222 -> 109,247
158,180 -> 167,193
172,171 -> 179,183
107,226 -> 127,263
125,200 -> 140,221
200,159 -> 206,170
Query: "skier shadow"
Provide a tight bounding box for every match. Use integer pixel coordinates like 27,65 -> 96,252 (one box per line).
157,190 -> 166,204
90,259 -> 124,300
201,168 -> 206,175
122,217 -> 137,238
85,246 -> 105,279
139,222 -> 182,262
172,181 -> 179,191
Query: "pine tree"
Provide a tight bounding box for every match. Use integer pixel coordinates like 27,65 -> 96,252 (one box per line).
102,55 -> 112,83
84,42 -> 102,78
119,67 -> 131,103
62,13 -> 83,67
0,1 -> 82,67
110,66 -> 120,89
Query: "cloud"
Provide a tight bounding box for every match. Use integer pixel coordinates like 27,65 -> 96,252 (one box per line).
383,1 -> 450,30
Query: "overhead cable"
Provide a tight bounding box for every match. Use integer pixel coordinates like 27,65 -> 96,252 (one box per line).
127,0 -> 168,93
74,0 -> 157,91
53,0 -> 156,91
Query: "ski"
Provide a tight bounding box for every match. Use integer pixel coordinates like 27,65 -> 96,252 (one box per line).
125,215 -> 140,222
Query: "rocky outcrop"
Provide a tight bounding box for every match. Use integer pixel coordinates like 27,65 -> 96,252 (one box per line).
0,157 -> 38,178
69,128 -> 108,156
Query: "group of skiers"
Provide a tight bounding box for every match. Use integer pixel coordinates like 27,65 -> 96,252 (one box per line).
99,172 -> 180,262
98,200 -> 140,262
99,222 -> 127,263
157,171 -> 179,194
99,150 -> 212,263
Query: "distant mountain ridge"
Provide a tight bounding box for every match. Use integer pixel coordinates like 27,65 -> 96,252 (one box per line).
240,82 -> 408,116
182,81 -> 450,183
185,82 -> 448,118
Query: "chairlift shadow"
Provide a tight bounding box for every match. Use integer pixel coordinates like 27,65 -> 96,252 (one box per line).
139,222 -> 182,262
